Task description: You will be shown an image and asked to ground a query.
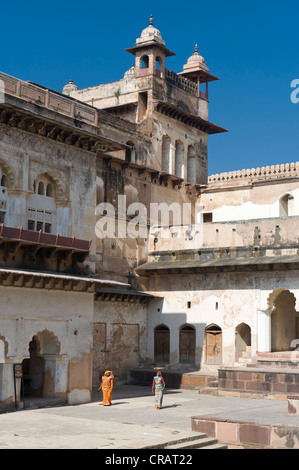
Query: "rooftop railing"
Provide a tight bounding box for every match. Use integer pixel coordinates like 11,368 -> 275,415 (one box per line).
0,71 -> 98,127
165,69 -> 198,95
208,162 -> 299,184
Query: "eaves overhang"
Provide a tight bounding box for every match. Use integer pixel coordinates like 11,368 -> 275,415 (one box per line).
154,100 -> 228,134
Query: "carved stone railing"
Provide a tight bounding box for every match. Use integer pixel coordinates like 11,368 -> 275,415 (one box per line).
0,71 -> 98,127
208,162 -> 299,184
165,69 -> 198,95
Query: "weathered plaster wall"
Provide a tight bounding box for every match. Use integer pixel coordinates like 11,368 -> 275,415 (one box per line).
92,299 -> 147,383
0,124 -> 97,258
0,286 -> 94,405
201,179 -> 299,222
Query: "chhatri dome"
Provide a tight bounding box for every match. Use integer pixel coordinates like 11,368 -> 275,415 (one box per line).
62,78 -> 78,96
136,15 -> 165,46
182,44 -> 210,74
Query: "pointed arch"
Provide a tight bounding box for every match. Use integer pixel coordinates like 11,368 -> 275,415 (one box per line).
235,323 -> 251,362
0,157 -> 15,188
34,329 -> 61,355
279,193 -> 294,217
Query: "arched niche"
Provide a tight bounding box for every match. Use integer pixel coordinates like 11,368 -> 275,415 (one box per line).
235,323 -> 251,361
279,193 -> 294,217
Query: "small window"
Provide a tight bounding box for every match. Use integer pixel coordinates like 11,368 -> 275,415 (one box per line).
28,220 -> 35,231
46,183 -> 53,197
1,174 -> 7,187
45,223 -> 51,233
141,55 -> 149,69
203,212 -> 213,223
187,301 -> 191,309
36,221 -> 43,231
37,181 -> 44,195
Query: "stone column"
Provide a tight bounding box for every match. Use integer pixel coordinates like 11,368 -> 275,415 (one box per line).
257,309 -> 271,352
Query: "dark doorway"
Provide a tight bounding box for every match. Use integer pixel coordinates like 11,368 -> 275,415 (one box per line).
154,325 -> 170,363
22,337 -> 45,397
179,325 -> 196,364
206,324 -> 222,365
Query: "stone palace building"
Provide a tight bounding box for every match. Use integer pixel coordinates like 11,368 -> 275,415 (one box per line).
0,17 -> 298,409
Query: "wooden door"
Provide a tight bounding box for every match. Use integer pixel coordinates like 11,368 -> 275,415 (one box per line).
180,326 -> 195,364
206,326 -> 222,365
154,327 -> 170,363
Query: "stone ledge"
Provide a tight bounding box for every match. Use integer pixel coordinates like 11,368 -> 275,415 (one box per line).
198,387 -> 288,401
191,416 -> 299,449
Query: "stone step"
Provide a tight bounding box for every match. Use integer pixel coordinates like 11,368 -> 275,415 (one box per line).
21,397 -> 67,410
210,380 -> 218,387
166,436 -> 226,449
141,432 -> 207,449
142,432 -> 226,449
200,443 -> 228,449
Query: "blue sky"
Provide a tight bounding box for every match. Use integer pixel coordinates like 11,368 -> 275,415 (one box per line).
1,0 -> 298,175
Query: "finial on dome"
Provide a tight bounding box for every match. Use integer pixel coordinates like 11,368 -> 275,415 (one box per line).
194,44 -> 198,53
149,14 -> 153,26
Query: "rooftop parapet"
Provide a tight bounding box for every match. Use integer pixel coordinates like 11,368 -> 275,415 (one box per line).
0,71 -> 98,127
165,68 -> 198,95
208,162 -> 299,185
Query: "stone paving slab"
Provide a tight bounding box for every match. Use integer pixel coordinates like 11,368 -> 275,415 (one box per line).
0,385 -> 299,449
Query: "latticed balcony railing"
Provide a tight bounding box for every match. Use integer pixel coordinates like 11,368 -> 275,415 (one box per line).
165,69 -> 198,95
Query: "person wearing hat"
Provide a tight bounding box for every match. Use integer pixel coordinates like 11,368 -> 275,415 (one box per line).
99,370 -> 114,406
152,368 -> 165,409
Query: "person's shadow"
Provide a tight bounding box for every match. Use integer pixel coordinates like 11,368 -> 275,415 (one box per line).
98,401 -> 130,406
161,404 -> 182,409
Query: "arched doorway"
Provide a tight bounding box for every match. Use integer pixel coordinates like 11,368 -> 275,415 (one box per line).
179,324 -> 195,364
235,323 -> 251,361
205,324 -> 222,365
279,193 -> 294,217
154,325 -> 170,363
22,330 -> 61,398
271,290 -> 297,351
22,337 -> 45,397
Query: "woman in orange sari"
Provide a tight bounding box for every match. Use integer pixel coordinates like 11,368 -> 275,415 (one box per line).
99,370 -> 114,406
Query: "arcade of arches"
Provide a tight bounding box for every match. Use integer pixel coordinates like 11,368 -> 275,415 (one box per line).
153,289 -> 299,369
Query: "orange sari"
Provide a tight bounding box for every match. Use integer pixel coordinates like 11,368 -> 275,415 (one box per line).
100,371 -> 114,405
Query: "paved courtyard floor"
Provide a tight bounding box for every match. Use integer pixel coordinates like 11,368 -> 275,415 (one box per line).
0,385 -> 298,449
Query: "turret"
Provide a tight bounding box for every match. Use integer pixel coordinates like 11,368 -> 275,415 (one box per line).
125,15 -> 175,79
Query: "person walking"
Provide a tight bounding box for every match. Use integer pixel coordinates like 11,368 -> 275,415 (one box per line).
152,368 -> 165,409
99,370 -> 114,406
